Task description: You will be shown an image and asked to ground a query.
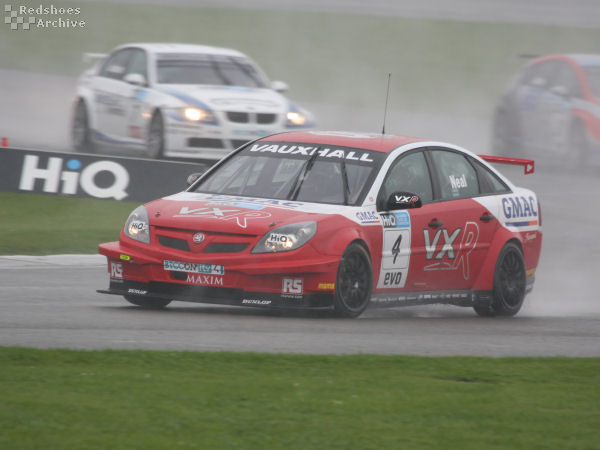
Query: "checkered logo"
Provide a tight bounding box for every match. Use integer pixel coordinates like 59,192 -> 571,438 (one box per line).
5,5 -> 36,30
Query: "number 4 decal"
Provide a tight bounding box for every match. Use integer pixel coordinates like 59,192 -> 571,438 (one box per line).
391,234 -> 402,265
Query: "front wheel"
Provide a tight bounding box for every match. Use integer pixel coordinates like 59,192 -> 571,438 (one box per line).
72,100 -> 95,153
333,243 -> 373,318
474,242 -> 526,317
124,295 -> 171,309
146,111 -> 165,159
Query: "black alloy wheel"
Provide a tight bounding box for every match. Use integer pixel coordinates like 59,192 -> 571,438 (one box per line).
474,242 -> 526,317
333,243 -> 373,318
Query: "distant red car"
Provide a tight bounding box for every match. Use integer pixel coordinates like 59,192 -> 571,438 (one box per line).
98,131 -> 542,318
492,53 -> 600,165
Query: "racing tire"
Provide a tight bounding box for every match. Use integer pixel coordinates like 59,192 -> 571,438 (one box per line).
146,111 -> 165,159
72,99 -> 95,153
567,120 -> 590,168
491,108 -> 522,157
333,243 -> 373,318
474,242 -> 526,317
124,295 -> 171,309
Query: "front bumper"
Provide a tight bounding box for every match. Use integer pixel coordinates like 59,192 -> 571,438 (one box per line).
98,279 -> 334,309
98,240 -> 339,310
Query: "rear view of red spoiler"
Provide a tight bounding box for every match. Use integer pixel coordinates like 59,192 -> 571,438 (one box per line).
478,155 -> 535,174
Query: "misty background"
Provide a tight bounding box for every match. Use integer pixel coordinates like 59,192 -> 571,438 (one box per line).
1,0 -> 599,316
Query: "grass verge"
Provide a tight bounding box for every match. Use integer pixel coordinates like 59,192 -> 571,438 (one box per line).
0,192 -> 137,255
1,347 -> 598,449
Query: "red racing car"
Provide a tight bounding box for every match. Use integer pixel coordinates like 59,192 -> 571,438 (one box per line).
98,131 -> 542,318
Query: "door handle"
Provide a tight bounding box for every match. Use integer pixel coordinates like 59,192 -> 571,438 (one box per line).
428,220 -> 443,228
480,213 -> 495,222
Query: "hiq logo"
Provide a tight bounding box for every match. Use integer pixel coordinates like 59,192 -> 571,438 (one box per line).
19,155 -> 129,200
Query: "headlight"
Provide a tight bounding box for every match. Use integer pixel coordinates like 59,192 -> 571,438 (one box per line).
286,111 -> 307,127
183,107 -> 217,124
252,222 -> 317,253
123,206 -> 150,244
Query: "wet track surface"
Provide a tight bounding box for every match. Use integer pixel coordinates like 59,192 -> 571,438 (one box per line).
0,260 -> 598,356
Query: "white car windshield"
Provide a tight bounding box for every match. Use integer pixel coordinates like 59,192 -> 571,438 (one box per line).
156,53 -> 268,87
192,142 -> 385,206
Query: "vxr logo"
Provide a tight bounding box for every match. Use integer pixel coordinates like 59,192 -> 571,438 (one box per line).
175,206 -> 271,228
423,222 -> 479,279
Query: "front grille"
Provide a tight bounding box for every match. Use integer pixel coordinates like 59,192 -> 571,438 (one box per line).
256,113 -> 276,124
158,235 -> 190,252
204,242 -> 249,253
188,138 -> 225,148
227,111 -> 249,123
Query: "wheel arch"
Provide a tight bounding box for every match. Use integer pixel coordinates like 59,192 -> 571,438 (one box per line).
472,229 -> 523,291
73,95 -> 96,130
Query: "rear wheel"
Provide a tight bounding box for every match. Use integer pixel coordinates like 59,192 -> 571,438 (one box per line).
333,243 -> 372,318
491,108 -> 522,157
567,120 -> 591,168
124,295 -> 171,309
146,111 -> 165,159
474,242 -> 526,317
72,99 -> 95,153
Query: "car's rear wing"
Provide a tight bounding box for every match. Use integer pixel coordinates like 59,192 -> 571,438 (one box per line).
478,155 -> 535,175
82,52 -> 107,63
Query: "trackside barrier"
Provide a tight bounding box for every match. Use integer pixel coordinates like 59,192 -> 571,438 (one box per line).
0,147 -> 209,202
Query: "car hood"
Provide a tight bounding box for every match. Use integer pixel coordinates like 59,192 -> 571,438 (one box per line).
155,85 -> 288,113
146,192 -> 343,235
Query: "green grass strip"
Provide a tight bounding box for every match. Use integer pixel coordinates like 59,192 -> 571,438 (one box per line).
0,192 -> 138,255
1,347 -> 598,449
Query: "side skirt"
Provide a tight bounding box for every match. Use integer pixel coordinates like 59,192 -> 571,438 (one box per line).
370,290 -> 494,308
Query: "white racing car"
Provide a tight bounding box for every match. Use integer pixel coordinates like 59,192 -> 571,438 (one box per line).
72,43 -> 315,160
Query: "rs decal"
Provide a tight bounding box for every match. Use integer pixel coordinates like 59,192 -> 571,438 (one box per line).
423,222 -> 479,279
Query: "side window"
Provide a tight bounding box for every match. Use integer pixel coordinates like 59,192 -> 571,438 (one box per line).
99,49 -> 133,80
472,159 -> 511,195
430,150 -> 479,200
379,151 -> 433,206
125,49 -> 148,80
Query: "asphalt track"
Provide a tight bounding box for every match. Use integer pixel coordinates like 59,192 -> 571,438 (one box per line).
0,253 -> 599,356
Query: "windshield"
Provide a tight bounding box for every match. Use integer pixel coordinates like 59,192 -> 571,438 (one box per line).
584,66 -> 600,98
156,53 -> 269,87
192,142 -> 385,206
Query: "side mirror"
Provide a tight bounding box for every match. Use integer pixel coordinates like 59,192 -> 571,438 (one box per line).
186,173 -> 203,186
387,192 -> 422,210
271,80 -> 289,93
123,73 -> 147,86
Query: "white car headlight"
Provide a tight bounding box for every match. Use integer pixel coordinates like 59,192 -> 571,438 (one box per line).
252,222 -> 317,253
286,111 -> 307,126
183,107 -> 217,124
123,206 -> 150,244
